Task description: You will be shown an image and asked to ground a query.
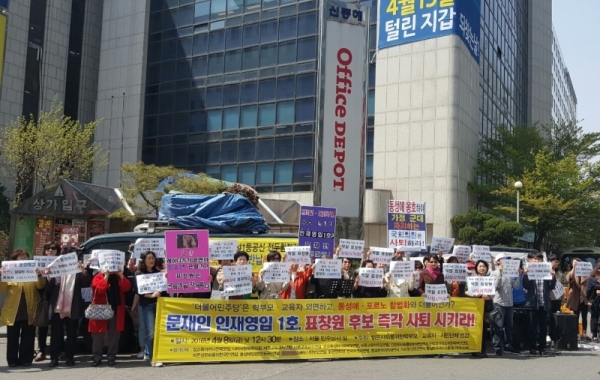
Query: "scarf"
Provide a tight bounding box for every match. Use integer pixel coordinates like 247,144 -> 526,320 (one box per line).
55,274 -> 77,319
426,266 -> 441,281
106,274 -> 121,311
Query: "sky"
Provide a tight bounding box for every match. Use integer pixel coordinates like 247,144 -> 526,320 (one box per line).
552,1 -> 600,133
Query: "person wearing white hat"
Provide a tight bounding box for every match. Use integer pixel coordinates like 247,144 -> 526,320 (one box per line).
490,253 -> 521,356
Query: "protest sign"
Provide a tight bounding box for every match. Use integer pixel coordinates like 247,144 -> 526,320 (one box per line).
314,259 -> 342,279
575,261 -> 593,277
133,238 -> 166,259
47,253 -> 80,278
472,245 -> 491,263
389,260 -> 414,281
165,230 -> 210,294
298,206 -> 336,259
136,272 -> 168,294
443,263 -> 467,283
222,264 -> 253,296
467,277 -> 496,296
552,281 -> 565,299
33,255 -> 56,269
86,251 -> 101,269
338,239 -> 365,259
369,247 -> 394,265
261,262 -> 291,283
97,250 -> 125,273
425,284 -> 449,303
284,246 -> 312,265
453,246 -> 472,263
209,240 -> 237,261
430,237 -> 455,254
388,200 -> 426,251
501,259 -> 520,278
1,260 -> 38,282
358,268 -> 384,287
526,262 -> 552,280
81,287 -> 92,302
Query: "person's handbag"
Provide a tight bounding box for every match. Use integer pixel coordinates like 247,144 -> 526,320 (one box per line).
33,299 -> 50,327
484,308 -> 502,324
84,290 -> 114,320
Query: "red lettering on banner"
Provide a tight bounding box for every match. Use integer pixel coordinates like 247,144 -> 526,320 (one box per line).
332,48 -> 353,192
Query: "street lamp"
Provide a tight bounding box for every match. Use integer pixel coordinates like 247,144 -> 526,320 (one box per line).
514,181 -> 523,223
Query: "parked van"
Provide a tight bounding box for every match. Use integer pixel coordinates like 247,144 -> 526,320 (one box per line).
559,247 -> 600,273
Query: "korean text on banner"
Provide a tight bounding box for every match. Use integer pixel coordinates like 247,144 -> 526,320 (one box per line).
136,272 -> 168,294
472,245 -> 491,262
262,262 -> 291,283
134,238 -> 166,259
210,237 -> 298,272
298,206 -> 336,259
165,230 -> 210,294
443,264 -> 467,283
369,247 -> 394,265
453,245 -> 471,263
33,256 -> 56,269
338,239 -> 365,259
430,237 -> 455,254
285,246 -> 312,265
153,297 -> 484,362
526,262 -> 552,280
222,264 -> 253,296
390,260 -> 414,281
425,284 -> 449,303
47,252 -> 80,278
575,261 -> 593,277
467,277 -> 495,296
314,259 -> 342,279
97,250 -> 125,273
388,200 -> 426,251
501,259 -> 520,278
209,240 -> 237,261
358,268 -> 384,287
1,260 -> 38,282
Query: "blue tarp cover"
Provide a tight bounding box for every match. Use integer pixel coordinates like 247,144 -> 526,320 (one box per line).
158,193 -> 270,234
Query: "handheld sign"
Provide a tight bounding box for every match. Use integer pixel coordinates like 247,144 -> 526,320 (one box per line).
425,284 -> 449,303
369,247 -> 394,265
552,281 -> 565,299
389,260 -> 414,281
133,238 -> 166,259
430,237 -> 455,254
467,276 -> 496,296
97,250 -> 125,273
501,259 -> 520,278
284,246 -> 312,265
34,256 -> 56,269
87,251 -> 102,270
81,287 -> 92,302
314,259 -> 342,279
338,239 -> 365,259
222,264 -> 253,296
575,261 -> 593,277
453,245 -> 472,263
262,262 -> 291,283
526,262 -> 552,280
209,240 -> 238,261
443,263 -> 467,283
165,230 -> 210,294
472,245 -> 491,263
358,268 -> 384,287
47,253 -> 80,278
1,260 -> 38,282
136,272 -> 168,294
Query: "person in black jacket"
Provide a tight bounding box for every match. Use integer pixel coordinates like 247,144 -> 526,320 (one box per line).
353,260 -> 387,298
586,268 -> 600,342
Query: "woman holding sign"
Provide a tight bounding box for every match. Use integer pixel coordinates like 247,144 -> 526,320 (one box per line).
0,249 -> 45,367
417,255 -> 445,296
566,258 -> 590,340
256,251 -> 290,300
465,260 -> 494,358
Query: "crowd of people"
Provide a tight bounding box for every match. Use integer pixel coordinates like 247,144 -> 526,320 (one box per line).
1,243 -> 600,368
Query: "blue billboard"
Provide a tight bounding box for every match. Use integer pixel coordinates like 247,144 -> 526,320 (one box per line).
378,0 -> 481,63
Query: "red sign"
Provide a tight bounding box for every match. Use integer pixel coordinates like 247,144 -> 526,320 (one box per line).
60,226 -> 80,247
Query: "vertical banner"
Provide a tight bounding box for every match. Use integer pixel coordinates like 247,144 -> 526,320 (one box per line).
387,200 -> 426,251
298,206 -> 336,260
33,217 -> 54,256
315,1 -> 369,219
165,230 -> 210,294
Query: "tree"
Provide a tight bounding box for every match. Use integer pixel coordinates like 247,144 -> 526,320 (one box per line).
450,207 -> 524,246
0,184 -> 10,232
0,99 -> 107,205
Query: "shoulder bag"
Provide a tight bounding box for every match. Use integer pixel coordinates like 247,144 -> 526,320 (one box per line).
84,290 -> 114,320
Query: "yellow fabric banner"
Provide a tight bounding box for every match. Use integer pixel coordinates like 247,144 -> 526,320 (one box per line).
209,237 -> 298,271
154,297 -> 484,362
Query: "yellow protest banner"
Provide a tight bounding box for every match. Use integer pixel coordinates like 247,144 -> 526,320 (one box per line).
210,237 -> 298,272
154,297 -> 484,362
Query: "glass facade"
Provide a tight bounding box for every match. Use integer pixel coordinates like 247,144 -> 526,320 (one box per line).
551,28 -> 577,123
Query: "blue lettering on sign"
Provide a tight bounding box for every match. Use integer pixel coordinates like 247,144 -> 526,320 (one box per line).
165,314 -> 211,332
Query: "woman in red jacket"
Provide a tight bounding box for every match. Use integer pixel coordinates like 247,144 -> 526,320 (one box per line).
281,264 -> 313,299
88,268 -> 131,367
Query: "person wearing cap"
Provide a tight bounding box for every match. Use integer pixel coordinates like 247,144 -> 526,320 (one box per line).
490,253 -> 521,356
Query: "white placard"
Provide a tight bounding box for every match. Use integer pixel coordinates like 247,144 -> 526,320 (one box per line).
443,263 -> 467,283
467,276 -> 496,296
338,239 -> 365,259
284,246 -> 312,265
136,272 -> 168,294
222,264 -> 253,296
97,250 -> 125,273
369,247 -> 394,265
425,284 -> 449,303
552,281 -> 565,299
389,260 -> 415,281
575,261 -> 594,277
358,268 -> 384,287
47,253 -> 80,278
526,262 -> 552,280
501,259 -> 520,278
262,262 -> 291,283
87,251 -> 101,270
314,259 -> 342,279
133,238 -> 166,259
430,237 -> 455,254
472,245 -> 491,262
34,256 -> 57,269
209,240 -> 238,261
453,245 -> 472,263
1,260 -> 38,282
81,287 -> 92,302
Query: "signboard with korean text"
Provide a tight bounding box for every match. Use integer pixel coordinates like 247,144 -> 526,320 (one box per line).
575,261 -> 593,277
387,200 -> 426,251
369,247 -> 394,265
314,259 -> 343,279
318,1 -> 369,218
33,217 -> 54,256
390,260 -> 414,280
60,226 -> 80,248
472,245 -> 491,263
467,276 -> 495,295
501,259 -> 520,278
209,240 -> 237,261
430,237 -> 455,254
97,250 -> 125,273
378,0 -> 481,63
526,262 -> 552,280
47,252 -> 80,278
136,272 -> 168,294
133,238 -> 166,259
222,264 -> 253,296
154,297 -> 484,362
284,246 -> 312,265
358,268 -> 384,287
443,263 -> 467,283
210,237 -> 298,272
338,239 -> 365,259
452,245 -> 471,263
425,284 -> 449,303
34,256 -> 57,269
1,260 -> 38,282
298,206 -> 336,259
165,230 -> 210,294
261,262 -> 291,283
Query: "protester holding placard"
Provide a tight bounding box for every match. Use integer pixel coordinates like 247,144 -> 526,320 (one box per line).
229,251 -> 258,300
257,251 -> 290,299
417,255 -> 445,296
586,268 -> 600,342
566,258 -> 590,340
44,247 -> 91,367
465,259 -> 494,358
444,256 -> 466,297
489,253 -> 521,356
89,265 -> 132,367
353,261 -> 387,298
385,256 -> 414,298
547,254 -> 564,345
281,263 -> 313,300
408,260 -> 424,297
512,259 -> 529,352
0,249 -> 46,367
